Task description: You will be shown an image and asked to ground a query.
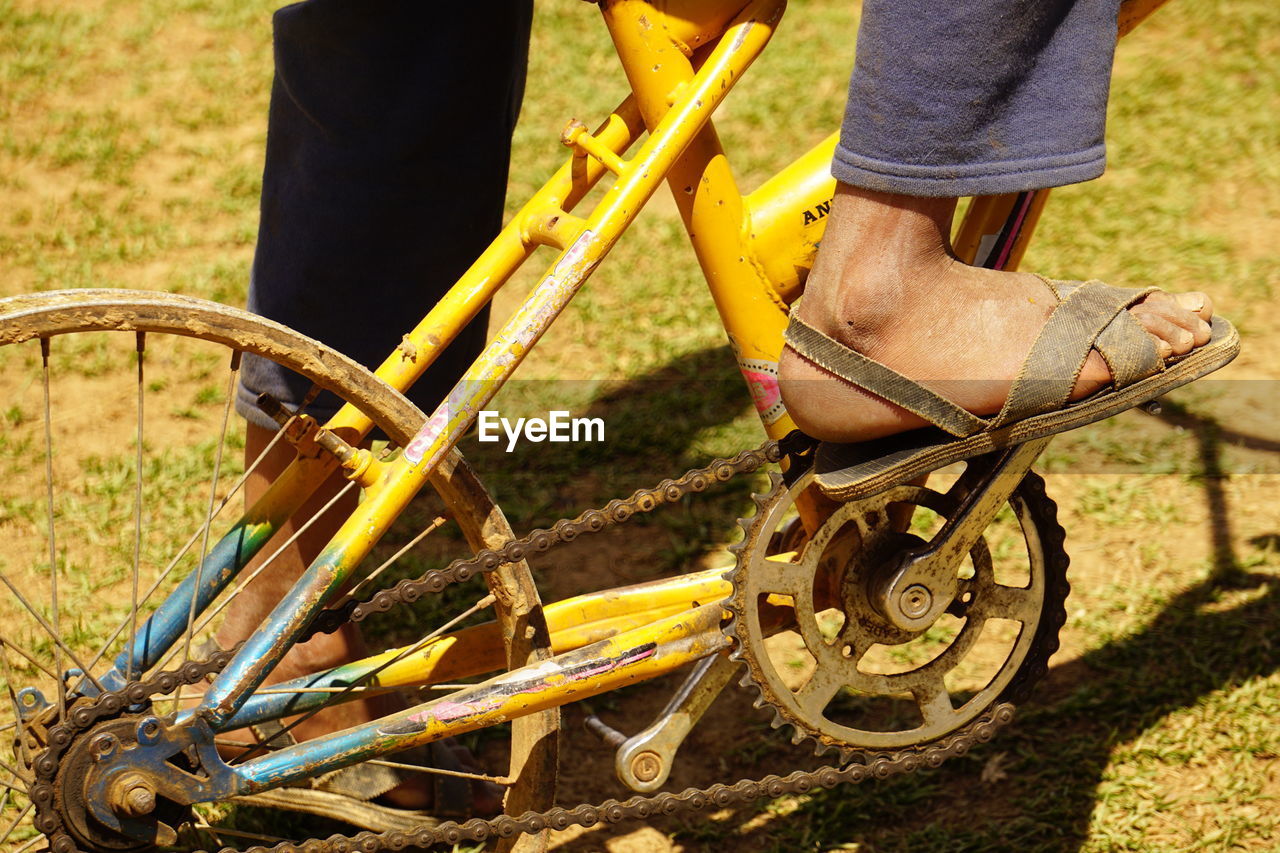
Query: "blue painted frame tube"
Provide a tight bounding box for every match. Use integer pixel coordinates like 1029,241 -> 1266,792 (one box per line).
100,518 -> 274,691
194,466 -> 434,728
194,544 -> 355,729
174,655 -> 383,730
221,603 -> 727,796
99,451 -> 345,692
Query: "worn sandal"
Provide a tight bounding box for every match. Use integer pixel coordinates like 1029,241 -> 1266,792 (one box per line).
784,277 -> 1240,501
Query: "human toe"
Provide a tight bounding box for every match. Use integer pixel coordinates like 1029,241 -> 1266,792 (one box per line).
1136,292 -> 1212,349
1176,290 -> 1214,321
1134,310 -> 1196,357
1176,291 -> 1216,346
1159,300 -> 1213,347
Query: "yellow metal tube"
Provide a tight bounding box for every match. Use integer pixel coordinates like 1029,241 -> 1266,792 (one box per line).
564,121 -> 629,175
743,133 -> 839,305
953,192 -> 1050,270
606,0 -> 798,439
237,602 -> 730,793
521,209 -> 589,250
320,98 -> 645,442
346,568 -> 732,689
395,0 -> 785,478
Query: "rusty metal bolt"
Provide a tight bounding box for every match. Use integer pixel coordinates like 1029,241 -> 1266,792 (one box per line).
630,751 -> 663,784
111,773 -> 157,817
899,584 -> 933,620
136,717 -> 162,744
90,733 -> 118,761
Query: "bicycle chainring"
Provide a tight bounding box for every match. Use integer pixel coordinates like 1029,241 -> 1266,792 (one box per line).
724,466 -> 1070,760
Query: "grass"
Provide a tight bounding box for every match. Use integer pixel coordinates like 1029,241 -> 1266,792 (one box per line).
0,0 -> 1277,851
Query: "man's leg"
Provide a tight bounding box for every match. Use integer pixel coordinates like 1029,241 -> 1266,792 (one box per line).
781,0 -> 1213,440
223,0 -> 532,809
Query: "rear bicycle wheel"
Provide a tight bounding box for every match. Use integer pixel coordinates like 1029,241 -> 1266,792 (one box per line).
0,289 -> 557,852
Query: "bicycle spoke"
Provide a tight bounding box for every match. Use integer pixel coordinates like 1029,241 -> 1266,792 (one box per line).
213,742 -> 511,786
12,836 -> 44,853
72,417 -> 292,696
0,802 -> 32,845
0,757 -> 30,791
0,642 -> 34,783
192,822 -> 286,846
233,593 -> 496,765
0,573 -> 103,694
367,757 -> 510,786
127,332 -> 145,680
187,480 -> 360,647
340,513 -> 450,605
154,480 -> 359,676
187,822 -> 226,850
176,350 -> 241,711
39,338 -> 62,720
0,634 -> 61,683
170,683 -> 407,706
246,685 -> 405,695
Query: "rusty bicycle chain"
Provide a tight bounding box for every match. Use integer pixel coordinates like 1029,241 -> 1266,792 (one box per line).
28,432 -> 1063,853
301,436 -> 798,639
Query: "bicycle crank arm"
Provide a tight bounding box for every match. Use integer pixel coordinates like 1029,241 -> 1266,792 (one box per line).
612,651 -> 738,792
874,437 -> 1052,632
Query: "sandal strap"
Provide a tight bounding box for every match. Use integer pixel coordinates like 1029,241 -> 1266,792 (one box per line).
1094,308 -> 1164,388
1042,279 -> 1164,388
786,278 -> 1167,439
991,279 -> 1161,428
784,316 -> 987,437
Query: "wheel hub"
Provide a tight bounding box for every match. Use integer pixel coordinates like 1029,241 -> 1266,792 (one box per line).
54,717 -> 185,851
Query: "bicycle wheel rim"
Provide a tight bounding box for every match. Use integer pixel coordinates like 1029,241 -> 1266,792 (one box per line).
0,289 -> 557,851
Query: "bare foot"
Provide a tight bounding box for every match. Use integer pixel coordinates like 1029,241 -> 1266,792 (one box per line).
779,184 -> 1215,443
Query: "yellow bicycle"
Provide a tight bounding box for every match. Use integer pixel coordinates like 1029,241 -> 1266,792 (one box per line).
0,0 -> 1234,850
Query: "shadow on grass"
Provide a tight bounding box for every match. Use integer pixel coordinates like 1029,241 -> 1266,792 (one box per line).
1139,399 -> 1280,576
628,405 -> 1279,852
456,344 -> 764,569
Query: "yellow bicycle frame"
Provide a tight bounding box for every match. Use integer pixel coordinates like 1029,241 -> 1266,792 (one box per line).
181,0 -> 1173,786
